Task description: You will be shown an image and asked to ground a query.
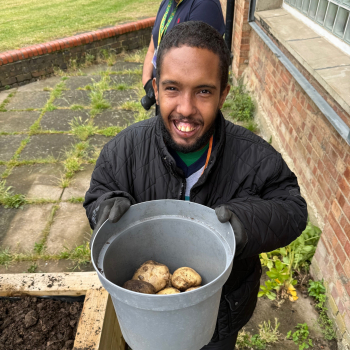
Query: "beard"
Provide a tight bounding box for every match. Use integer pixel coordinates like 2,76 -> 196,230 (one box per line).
159,109 -> 217,154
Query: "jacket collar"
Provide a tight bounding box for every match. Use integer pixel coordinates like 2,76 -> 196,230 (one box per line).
154,111 -> 226,179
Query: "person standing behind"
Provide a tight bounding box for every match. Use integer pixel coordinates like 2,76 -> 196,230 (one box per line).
141,0 -> 225,111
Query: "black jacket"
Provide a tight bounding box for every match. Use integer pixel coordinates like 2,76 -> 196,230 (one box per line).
84,112 -> 307,340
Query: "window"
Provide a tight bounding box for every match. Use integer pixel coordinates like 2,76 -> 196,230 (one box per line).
284,0 -> 350,44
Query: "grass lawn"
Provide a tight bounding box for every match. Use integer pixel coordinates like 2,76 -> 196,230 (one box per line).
0,0 -> 161,53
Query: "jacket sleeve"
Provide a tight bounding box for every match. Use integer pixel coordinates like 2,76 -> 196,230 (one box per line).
83,144 -> 136,229
226,153 -> 308,260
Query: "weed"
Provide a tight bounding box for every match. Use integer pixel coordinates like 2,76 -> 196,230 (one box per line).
45,102 -> 57,112
67,197 -> 84,203
70,104 -> 85,111
224,82 -> 255,122
85,53 -> 95,65
98,126 -> 125,137
61,77 -> 68,81
69,116 -> 97,141
5,85 -> 10,90
0,180 -> 27,208
124,47 -> 148,63
27,262 -> 38,273
51,81 -> 66,99
0,91 -> 15,112
34,241 -> 45,254
287,323 -> 313,350
244,120 -> 259,133
268,136 -> 272,144
236,319 -> 280,349
0,248 -> 12,267
59,241 -> 91,270
113,83 -> 130,91
308,280 -> 336,340
120,100 -> 143,111
43,87 -> 52,91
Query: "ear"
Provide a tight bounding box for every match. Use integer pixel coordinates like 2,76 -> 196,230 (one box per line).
152,78 -> 159,105
219,84 -> 231,110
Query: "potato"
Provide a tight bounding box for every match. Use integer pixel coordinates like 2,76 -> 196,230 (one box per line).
184,286 -> 201,292
132,260 -> 170,292
165,274 -> 173,288
157,287 -> 180,295
172,267 -> 202,291
123,280 -> 156,294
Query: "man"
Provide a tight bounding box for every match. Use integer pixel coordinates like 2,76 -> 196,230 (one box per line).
84,22 -> 307,350
141,0 -> 225,111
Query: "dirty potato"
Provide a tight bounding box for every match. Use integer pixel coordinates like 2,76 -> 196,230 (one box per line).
165,274 -> 173,288
132,260 -> 170,292
123,280 -> 156,294
157,287 -> 180,295
172,267 -> 202,291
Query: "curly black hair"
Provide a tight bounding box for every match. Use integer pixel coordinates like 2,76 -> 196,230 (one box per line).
156,21 -> 230,93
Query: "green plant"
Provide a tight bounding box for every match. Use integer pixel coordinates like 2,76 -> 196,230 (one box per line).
27,262 -> 38,273
98,126 -> 125,137
67,197 -> 84,203
244,120 -> 259,133
70,104 -> 85,111
34,241 -> 45,254
0,180 -> 27,208
59,241 -> 91,270
225,82 -> 255,122
259,222 -> 321,301
69,116 -> 97,141
85,53 -> 95,65
287,323 -> 313,350
308,280 -> 336,340
0,248 -> 12,267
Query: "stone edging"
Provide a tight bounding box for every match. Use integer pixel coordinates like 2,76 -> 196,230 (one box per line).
0,17 -> 155,90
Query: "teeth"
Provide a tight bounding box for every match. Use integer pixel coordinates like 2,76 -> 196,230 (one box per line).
176,123 -> 195,132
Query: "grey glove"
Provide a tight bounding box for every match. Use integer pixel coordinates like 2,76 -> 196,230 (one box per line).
90,197 -> 131,246
215,205 -> 248,257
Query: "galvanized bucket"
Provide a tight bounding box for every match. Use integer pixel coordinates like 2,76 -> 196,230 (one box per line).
91,200 -> 235,350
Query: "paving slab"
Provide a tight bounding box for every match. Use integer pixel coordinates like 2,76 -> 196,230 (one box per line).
5,164 -> 64,200
17,77 -> 62,92
53,90 -> 91,107
61,164 -> 95,200
0,206 -> 18,246
19,134 -> 77,160
109,74 -> 139,86
80,63 -> 108,75
87,135 -> 113,159
0,134 -> 27,161
64,76 -> 101,90
46,202 -> 91,254
0,91 -> 10,105
41,110 -> 90,131
93,110 -> 135,128
111,61 -> 142,71
1,204 -> 54,253
0,111 -> 40,133
6,91 -> 50,110
103,90 -> 138,107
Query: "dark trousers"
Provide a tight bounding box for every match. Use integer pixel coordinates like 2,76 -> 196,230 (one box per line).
201,332 -> 238,350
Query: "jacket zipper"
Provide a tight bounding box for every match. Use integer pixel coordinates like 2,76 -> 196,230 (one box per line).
163,156 -> 186,200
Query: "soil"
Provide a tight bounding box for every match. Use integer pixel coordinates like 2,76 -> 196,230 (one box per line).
0,296 -> 83,350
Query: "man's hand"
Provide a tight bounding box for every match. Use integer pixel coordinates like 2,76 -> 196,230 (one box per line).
140,79 -> 156,110
91,197 -> 131,246
215,205 -> 248,257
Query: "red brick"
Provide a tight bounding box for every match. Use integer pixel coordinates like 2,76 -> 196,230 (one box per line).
335,243 -> 347,265
328,212 -> 347,246
332,200 -> 342,220
339,177 -> 350,198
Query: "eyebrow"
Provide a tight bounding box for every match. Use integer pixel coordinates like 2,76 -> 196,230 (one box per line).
161,80 -> 217,90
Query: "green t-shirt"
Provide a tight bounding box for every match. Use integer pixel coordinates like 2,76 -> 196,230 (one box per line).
176,143 -> 209,166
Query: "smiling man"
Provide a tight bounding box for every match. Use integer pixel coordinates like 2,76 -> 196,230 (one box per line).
84,22 -> 307,350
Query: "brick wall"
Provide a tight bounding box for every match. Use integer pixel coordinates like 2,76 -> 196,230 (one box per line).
231,0 -> 350,342
0,19 -> 155,91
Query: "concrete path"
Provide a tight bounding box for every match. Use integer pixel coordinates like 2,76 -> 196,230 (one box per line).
0,52 -> 147,274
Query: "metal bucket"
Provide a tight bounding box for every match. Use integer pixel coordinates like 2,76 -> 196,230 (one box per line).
91,200 -> 235,350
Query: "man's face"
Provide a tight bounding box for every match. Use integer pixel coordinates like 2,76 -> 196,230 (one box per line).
153,46 -> 230,152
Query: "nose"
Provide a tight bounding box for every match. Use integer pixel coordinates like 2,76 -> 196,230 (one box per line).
176,92 -> 196,117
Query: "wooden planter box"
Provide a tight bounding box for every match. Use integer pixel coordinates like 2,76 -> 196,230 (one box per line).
0,271 -> 126,350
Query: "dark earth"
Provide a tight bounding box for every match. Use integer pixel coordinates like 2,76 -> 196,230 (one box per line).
0,296 -> 83,350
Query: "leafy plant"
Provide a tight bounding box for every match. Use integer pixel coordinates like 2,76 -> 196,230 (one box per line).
0,248 -> 12,267
98,126 -> 125,137
308,280 -> 336,340
27,262 -> 38,273
0,180 -> 27,208
259,222 -> 321,301
70,104 -> 85,111
69,116 -> 97,141
287,323 -> 313,350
